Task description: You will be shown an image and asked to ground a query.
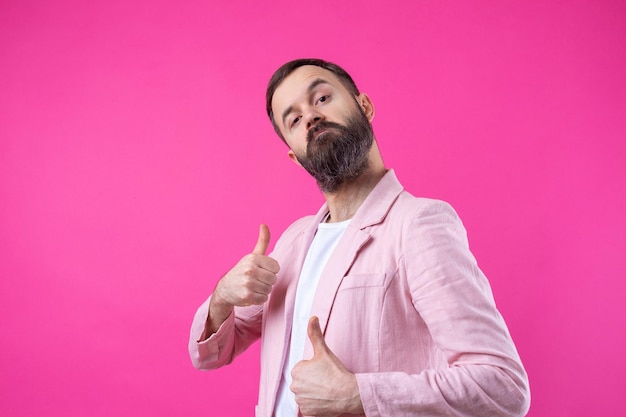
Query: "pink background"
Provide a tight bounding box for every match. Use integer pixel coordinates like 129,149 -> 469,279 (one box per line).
1,1 -> 625,416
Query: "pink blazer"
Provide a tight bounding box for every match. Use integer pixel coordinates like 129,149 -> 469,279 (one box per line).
189,170 -> 530,417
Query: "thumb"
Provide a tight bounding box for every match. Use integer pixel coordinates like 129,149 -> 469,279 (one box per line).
252,224 -> 270,255
307,316 -> 328,356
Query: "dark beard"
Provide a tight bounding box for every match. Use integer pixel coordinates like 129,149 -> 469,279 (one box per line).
295,110 -> 374,193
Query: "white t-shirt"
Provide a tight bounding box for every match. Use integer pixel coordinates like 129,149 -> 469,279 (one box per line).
274,216 -> 351,417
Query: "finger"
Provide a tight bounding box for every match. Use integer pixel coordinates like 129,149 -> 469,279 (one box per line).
307,316 -> 328,356
257,256 -> 280,274
255,268 -> 278,286
253,224 -> 270,255
246,274 -> 275,295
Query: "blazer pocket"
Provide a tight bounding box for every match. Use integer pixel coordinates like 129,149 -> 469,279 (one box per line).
339,273 -> 387,290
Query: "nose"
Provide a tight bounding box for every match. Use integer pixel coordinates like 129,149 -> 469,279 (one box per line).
304,109 -> 324,130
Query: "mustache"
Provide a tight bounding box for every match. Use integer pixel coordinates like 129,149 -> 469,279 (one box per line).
307,121 -> 346,143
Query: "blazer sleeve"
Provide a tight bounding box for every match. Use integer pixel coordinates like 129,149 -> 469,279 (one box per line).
356,200 -> 530,417
188,296 -> 263,370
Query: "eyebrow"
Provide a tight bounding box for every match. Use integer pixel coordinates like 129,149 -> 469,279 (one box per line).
281,78 -> 331,128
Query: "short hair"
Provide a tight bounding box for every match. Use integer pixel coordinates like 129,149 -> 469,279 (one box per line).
265,58 -> 361,140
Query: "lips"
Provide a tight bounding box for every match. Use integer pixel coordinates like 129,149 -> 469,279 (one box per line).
308,125 -> 332,143
312,129 -> 329,142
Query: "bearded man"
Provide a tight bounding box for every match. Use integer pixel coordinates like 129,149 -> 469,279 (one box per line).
189,59 -> 530,417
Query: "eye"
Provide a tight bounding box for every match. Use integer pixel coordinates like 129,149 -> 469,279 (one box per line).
316,95 -> 330,105
291,116 -> 301,127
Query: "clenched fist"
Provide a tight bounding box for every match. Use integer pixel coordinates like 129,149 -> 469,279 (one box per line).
290,316 -> 364,417
205,224 -> 280,335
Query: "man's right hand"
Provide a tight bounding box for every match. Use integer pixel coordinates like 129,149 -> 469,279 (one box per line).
205,224 -> 280,335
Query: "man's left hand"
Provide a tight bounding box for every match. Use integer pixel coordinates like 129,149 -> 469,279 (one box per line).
290,316 -> 364,417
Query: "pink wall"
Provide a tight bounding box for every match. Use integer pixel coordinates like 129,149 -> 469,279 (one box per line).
1,1 -> 624,416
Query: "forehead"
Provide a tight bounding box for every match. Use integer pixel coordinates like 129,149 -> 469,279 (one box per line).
271,65 -> 347,113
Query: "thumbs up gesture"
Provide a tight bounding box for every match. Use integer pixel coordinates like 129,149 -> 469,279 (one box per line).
290,317 -> 364,417
206,225 -> 280,334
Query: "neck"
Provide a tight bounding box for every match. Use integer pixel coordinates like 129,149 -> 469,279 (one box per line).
322,155 -> 386,223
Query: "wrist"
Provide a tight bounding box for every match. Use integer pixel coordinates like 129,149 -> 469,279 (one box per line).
205,293 -> 234,335
210,292 -> 233,318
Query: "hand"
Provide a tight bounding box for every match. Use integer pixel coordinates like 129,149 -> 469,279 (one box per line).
290,317 -> 364,417
206,225 -> 280,333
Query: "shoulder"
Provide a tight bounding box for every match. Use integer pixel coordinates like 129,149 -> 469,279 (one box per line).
374,170 -> 461,223
393,192 -> 461,224
386,193 -> 468,249
274,214 -> 316,245
388,193 -> 472,262
284,214 -> 317,233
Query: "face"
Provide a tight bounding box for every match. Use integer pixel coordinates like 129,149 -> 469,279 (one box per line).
271,65 -> 375,192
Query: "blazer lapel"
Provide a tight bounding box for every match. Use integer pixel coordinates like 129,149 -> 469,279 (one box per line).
308,225 -> 371,340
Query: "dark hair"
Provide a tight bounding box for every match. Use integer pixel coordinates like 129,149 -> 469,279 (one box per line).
265,58 -> 361,140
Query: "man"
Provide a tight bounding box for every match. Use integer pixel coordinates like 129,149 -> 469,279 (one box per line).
189,58 -> 530,417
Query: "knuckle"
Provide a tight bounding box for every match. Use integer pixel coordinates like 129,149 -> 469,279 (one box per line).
240,288 -> 253,302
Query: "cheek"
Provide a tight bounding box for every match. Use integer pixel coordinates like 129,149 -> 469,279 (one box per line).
330,106 -> 357,126
285,135 -> 306,157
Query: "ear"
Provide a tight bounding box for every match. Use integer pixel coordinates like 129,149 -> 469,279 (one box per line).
357,93 -> 375,122
288,149 -> 303,167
